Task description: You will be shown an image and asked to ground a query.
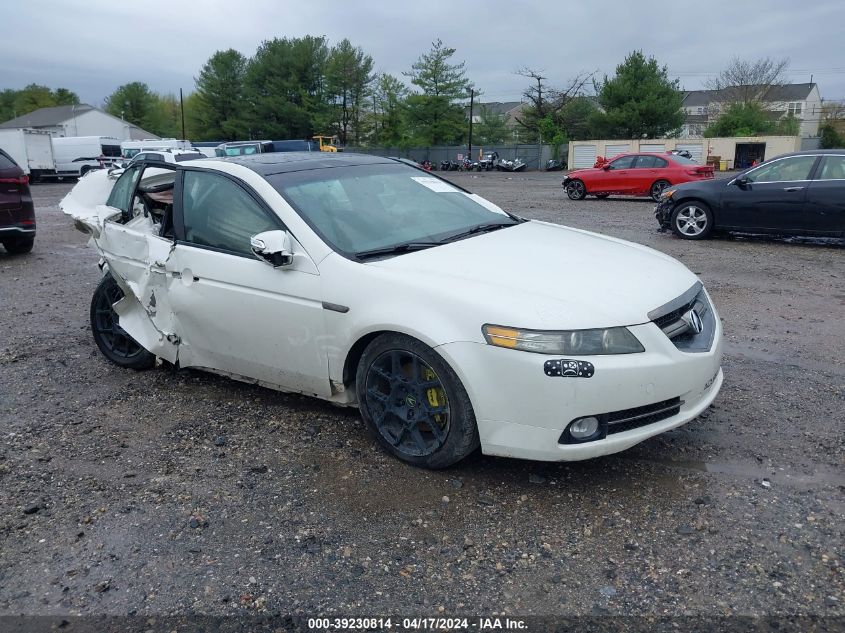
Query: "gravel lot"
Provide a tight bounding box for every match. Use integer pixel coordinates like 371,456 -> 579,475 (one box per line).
0,172 -> 843,622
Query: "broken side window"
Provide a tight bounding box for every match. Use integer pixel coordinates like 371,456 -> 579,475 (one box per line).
106,165 -> 143,218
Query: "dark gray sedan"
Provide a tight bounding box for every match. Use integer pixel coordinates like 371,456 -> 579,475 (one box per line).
655,150 -> 845,239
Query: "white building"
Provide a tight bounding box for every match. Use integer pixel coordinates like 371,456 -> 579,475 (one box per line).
0,104 -> 158,140
680,83 -> 822,138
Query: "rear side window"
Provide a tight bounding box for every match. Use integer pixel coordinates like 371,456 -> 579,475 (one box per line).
636,156 -> 668,168
817,155 -> 845,180
181,171 -> 279,256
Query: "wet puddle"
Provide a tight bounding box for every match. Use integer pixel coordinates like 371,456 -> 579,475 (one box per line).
640,456 -> 845,488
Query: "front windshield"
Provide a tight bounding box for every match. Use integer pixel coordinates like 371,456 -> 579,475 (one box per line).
268,163 -> 515,256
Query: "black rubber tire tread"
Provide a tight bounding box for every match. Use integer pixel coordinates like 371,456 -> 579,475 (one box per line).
650,179 -> 671,202
355,332 -> 479,469
670,200 -> 715,240
565,179 -> 587,200
90,274 -> 156,370
2,237 -> 34,254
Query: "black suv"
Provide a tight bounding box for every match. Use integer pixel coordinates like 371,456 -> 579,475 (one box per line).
0,149 -> 35,254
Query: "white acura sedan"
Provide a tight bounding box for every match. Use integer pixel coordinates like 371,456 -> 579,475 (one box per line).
62,153 -> 723,468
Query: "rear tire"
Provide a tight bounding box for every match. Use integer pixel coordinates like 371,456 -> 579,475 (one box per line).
90,274 -> 156,370
565,179 -> 587,200
650,180 -> 671,202
356,333 -> 479,469
2,237 -> 34,254
670,201 -> 714,240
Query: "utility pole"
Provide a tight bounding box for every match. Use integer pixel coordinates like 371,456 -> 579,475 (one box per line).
373,93 -> 378,143
179,88 -> 186,140
468,89 -> 475,161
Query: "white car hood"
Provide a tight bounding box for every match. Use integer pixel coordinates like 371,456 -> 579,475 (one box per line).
367,221 -> 699,329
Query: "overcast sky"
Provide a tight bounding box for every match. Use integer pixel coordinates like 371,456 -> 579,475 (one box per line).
3,0 -> 844,107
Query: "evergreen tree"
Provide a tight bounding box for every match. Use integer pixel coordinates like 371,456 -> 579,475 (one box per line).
592,51 -> 683,138
326,39 -> 374,145
242,36 -> 329,139
193,49 -> 248,141
403,39 -> 471,145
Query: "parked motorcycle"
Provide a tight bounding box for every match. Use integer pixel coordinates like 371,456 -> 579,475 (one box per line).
545,158 -> 567,171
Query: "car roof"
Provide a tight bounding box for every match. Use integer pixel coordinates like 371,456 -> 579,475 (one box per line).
772,149 -> 845,156
217,152 -> 399,176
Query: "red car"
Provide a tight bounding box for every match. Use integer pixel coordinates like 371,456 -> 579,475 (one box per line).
563,152 -> 715,202
0,148 -> 35,254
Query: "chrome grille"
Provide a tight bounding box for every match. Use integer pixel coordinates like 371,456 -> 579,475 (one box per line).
649,283 -> 716,353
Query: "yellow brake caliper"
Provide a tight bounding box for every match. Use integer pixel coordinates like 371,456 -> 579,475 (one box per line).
423,367 -> 447,429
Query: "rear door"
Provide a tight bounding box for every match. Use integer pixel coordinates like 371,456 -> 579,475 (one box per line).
719,155 -> 819,232
633,155 -> 668,195
804,154 -> 845,235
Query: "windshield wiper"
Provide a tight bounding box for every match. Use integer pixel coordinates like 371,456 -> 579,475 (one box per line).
354,241 -> 441,261
438,220 -> 517,244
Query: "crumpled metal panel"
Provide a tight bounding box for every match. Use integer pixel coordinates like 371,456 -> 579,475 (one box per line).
60,169 -> 181,363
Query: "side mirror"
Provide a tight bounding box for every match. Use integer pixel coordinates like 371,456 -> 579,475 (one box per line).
250,230 -> 293,267
732,175 -> 750,187
602,164 -> 611,170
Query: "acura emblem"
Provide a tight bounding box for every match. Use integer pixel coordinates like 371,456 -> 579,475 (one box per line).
682,309 -> 703,334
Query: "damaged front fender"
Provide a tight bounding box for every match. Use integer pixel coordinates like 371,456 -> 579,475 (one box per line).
654,198 -> 674,232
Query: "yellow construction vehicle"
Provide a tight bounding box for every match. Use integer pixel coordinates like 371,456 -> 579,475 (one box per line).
313,135 -> 340,152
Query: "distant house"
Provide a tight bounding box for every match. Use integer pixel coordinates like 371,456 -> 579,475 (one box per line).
466,102 -> 528,140
680,83 -> 822,138
0,104 -> 158,140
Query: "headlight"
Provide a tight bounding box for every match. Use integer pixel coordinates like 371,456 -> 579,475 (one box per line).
661,189 -> 676,200
483,324 -> 644,355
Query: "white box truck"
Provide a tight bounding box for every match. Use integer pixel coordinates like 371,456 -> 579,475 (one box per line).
52,136 -> 122,177
0,128 -> 56,181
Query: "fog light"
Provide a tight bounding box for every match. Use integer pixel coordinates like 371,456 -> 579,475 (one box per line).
569,416 -> 599,439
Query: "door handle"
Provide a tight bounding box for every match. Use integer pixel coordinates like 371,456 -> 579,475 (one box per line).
783,186 -> 804,192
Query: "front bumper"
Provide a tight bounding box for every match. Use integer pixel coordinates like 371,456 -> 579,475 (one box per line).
437,316 -> 723,462
654,198 -> 673,230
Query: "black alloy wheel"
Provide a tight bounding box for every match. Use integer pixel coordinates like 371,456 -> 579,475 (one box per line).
356,333 -> 479,468
90,274 -> 155,369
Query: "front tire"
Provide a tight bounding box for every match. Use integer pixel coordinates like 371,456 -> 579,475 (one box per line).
90,274 -> 155,369
670,201 -> 714,240
650,179 -> 671,202
565,179 -> 587,200
356,333 -> 479,469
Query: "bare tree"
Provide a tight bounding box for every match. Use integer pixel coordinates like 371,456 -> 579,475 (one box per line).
705,56 -> 790,106
514,68 -> 595,140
